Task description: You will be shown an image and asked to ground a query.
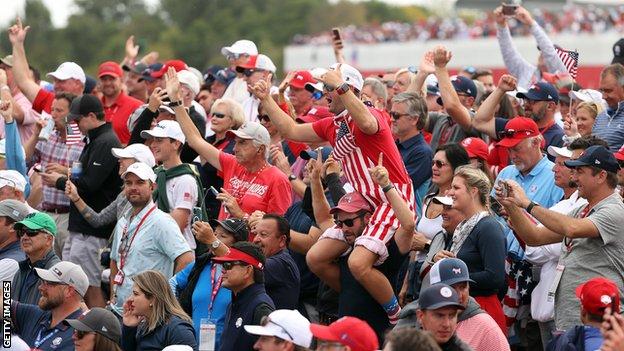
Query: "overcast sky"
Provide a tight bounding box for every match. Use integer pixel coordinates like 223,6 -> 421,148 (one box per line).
1,0 -> 441,28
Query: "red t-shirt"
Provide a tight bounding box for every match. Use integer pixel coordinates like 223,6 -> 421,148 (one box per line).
32,89 -> 55,114
102,92 -> 143,144
312,108 -> 411,204
218,152 -> 292,220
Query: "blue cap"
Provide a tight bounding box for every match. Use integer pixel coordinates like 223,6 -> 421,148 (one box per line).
212,69 -> 236,85
138,63 -> 163,82
437,76 -> 477,105
516,82 -> 559,103
83,75 -> 97,95
564,145 -> 620,173
419,284 -> 465,311
429,258 -> 475,286
300,147 -> 333,162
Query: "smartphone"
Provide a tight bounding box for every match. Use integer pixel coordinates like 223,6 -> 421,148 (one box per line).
208,186 -> 219,197
191,206 -> 203,225
33,164 -> 42,173
490,196 -> 505,217
332,28 -> 342,42
502,4 -> 518,16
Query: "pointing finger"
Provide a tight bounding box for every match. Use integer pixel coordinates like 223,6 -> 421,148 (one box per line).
378,153 -> 383,167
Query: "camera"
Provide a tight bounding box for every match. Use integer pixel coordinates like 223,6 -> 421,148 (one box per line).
191,206 -> 203,224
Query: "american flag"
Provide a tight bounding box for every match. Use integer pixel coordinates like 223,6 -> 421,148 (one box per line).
332,120 -> 357,160
554,46 -> 579,80
66,122 -> 83,145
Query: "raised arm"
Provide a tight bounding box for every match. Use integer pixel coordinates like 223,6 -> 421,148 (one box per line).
7,18 -> 41,103
320,66 -> 378,135
310,153 -> 334,232
516,7 -> 568,75
165,67 -> 222,170
494,7 -> 536,89
433,46 -> 472,132
251,79 -> 323,143
369,154 -> 415,253
473,75 -> 517,138
406,50 -> 436,96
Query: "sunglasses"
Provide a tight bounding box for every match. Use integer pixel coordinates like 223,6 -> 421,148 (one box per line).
261,316 -> 294,341
221,261 -> 249,270
242,69 -> 257,77
258,114 -> 270,122
227,53 -> 247,60
334,214 -> 365,228
389,112 -> 411,120
74,330 -> 92,339
497,129 -> 533,139
41,280 -> 68,287
16,228 -> 44,238
211,112 -> 227,119
432,160 -> 448,168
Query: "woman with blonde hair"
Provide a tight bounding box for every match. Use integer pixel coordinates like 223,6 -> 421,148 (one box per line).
121,270 -> 197,350
574,101 -> 601,137
429,166 -> 507,335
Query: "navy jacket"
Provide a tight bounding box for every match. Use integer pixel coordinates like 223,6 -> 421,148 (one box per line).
265,249 -> 300,310
219,283 -> 274,351
11,250 -> 60,305
121,315 -> 197,351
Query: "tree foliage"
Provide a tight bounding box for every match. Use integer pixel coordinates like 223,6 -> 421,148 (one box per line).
1,0 -> 428,77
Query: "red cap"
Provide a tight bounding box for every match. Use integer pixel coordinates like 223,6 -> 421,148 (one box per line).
497,117 -> 540,148
289,70 -> 316,89
575,277 -> 620,316
237,55 -> 259,70
461,137 -> 489,161
614,144 -> 624,161
151,59 -> 188,78
296,106 -> 334,124
97,61 -> 123,79
310,317 -> 378,351
211,247 -> 264,270
329,191 -> 372,214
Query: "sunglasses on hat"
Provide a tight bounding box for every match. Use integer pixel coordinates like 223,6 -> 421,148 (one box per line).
260,315 -> 294,341
497,129 -> 533,139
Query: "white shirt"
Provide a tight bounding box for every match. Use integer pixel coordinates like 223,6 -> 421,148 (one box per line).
525,190 -> 587,322
166,174 -> 199,249
222,77 -> 250,105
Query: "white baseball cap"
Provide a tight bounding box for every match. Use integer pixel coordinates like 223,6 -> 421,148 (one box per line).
226,122 -> 270,147
221,39 -> 258,57
547,145 -> 573,159
244,309 -> 312,348
177,70 -> 200,97
141,120 -> 186,144
306,68 -> 328,92
121,162 -> 157,182
569,89 -> 605,107
46,62 -> 86,84
237,54 -> 276,74
432,196 -> 453,206
162,346 -> 193,351
329,63 -> 364,91
0,170 -> 27,192
111,143 -> 156,168
34,261 -> 89,297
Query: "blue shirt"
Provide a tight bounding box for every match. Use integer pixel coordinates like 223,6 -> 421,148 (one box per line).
171,261 -> 230,350
592,101 -> 624,152
12,302 -> 82,350
584,326 -> 603,351
0,240 -> 25,261
396,133 -> 433,216
493,156 -> 564,259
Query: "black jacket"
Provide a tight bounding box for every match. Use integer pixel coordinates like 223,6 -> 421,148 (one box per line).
11,250 -> 60,305
121,315 -> 197,351
56,123 -> 122,238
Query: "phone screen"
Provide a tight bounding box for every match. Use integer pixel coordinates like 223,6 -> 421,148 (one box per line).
502,4 -> 518,16
332,28 -> 342,42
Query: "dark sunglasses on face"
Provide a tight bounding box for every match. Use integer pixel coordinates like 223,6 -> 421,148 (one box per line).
16,228 -> 44,238
389,112 -> 411,120
433,160 -> 448,168
221,261 -> 249,270
497,129 -> 532,139
242,69 -> 256,77
211,112 -> 227,119
74,330 -> 92,339
335,214 -> 364,228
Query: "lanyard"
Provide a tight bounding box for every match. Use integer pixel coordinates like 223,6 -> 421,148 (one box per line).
564,205 -> 591,252
118,205 -> 157,270
207,264 -> 224,317
34,327 -> 60,348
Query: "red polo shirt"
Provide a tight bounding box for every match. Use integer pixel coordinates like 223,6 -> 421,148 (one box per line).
102,92 -> 143,144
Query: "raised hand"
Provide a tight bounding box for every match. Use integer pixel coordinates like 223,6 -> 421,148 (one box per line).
147,87 -> 168,112
0,88 -> 13,122
495,179 -> 529,209
217,188 -> 244,218
419,50 -> 436,75
319,65 -> 344,91
125,35 -> 140,61
498,75 -> 517,92
321,155 -> 341,178
164,67 -> 181,102
309,149 -> 323,183
563,114 -> 579,137
122,300 -> 141,327
493,6 -> 507,27
251,79 -> 271,101
269,145 -> 291,176
369,153 -> 390,187
8,17 -> 30,45
279,71 -> 296,94
192,221 -> 216,245
433,46 -> 452,69
515,6 -> 535,26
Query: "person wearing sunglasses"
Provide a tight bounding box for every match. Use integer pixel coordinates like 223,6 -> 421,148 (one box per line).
121,270 -> 197,350
11,211 -> 61,305
64,307 -> 122,351
221,39 -> 258,105
237,54 -> 277,123
213,242 -> 275,351
244,309 -> 313,351
11,261 -> 88,351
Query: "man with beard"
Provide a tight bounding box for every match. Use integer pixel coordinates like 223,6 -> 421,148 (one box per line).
109,162 -> 193,314
11,260 -> 88,350
97,61 -> 143,145
516,82 -> 564,156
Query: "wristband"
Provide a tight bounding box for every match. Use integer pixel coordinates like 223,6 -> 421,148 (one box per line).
169,100 -> 183,108
336,83 -> 350,95
382,184 -> 394,193
526,201 -> 539,214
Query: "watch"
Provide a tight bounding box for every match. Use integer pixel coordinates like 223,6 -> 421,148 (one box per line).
288,174 -> 298,181
336,82 -> 350,95
169,100 -> 183,107
382,184 -> 395,193
526,201 -> 540,214
210,239 -> 222,249
423,240 -> 431,252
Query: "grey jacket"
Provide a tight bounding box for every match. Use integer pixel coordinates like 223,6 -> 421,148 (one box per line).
496,22 -> 568,89
11,250 -> 60,305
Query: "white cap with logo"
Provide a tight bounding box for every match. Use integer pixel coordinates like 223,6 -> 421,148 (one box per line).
111,143 -> 156,168
244,309 -> 313,348
329,63 -> 364,91
140,120 -> 186,144
221,39 -> 258,57
46,62 -> 86,84
34,261 -> 89,297
121,162 -> 157,182
0,170 -> 27,192
226,122 -> 270,147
